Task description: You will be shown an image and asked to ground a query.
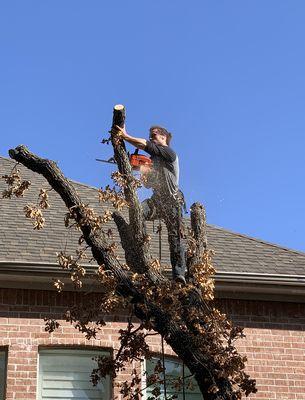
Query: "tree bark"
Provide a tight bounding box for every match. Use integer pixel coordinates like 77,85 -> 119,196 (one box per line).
187,202 -> 208,279
190,202 -> 208,255
111,105 -> 151,274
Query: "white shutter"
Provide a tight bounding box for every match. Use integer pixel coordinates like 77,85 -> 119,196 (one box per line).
38,349 -> 111,400
145,357 -> 203,399
0,351 -> 6,400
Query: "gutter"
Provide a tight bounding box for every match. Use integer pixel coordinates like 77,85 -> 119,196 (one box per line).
214,271 -> 305,302
0,260 -> 97,274
215,271 -> 305,286
0,260 -> 100,291
0,261 -> 305,301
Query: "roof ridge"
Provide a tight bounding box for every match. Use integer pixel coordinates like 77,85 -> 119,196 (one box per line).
0,155 -> 14,162
207,224 -> 305,256
69,178 -> 100,191
0,155 -> 100,191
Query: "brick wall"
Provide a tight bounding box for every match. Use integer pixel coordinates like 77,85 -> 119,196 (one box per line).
219,298 -> 305,400
0,288 -> 304,399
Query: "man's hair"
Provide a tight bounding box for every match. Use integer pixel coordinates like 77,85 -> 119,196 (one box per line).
149,125 -> 172,145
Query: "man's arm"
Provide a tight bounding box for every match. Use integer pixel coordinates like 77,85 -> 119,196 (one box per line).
114,125 -> 147,150
145,141 -> 176,162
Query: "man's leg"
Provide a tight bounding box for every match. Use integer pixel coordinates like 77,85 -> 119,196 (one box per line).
163,202 -> 186,282
143,195 -> 186,282
141,197 -> 159,221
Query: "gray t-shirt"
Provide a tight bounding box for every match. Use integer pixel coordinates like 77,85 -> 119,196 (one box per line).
144,141 -> 179,199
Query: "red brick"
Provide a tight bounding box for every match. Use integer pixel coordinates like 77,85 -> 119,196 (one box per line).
0,289 -> 304,399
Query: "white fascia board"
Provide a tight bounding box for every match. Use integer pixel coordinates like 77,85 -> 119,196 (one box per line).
1,261 -> 305,298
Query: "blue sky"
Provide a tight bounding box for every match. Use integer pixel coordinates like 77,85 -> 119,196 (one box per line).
1,1 -> 305,251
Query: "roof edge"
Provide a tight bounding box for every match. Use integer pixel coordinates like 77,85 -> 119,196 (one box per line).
1,260 -> 305,285
0,261 -> 305,301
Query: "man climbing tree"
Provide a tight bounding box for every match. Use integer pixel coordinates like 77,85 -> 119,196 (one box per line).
113,124 -> 186,284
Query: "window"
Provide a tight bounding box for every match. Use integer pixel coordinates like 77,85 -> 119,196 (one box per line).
0,350 -> 7,400
38,348 -> 111,400
145,357 -> 203,399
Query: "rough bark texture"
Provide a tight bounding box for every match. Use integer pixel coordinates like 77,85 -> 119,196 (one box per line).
111,105 -> 151,274
188,202 -> 208,279
8,105 -> 240,399
183,203 -> 213,321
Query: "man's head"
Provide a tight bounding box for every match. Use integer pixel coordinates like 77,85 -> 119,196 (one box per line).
149,126 -> 172,146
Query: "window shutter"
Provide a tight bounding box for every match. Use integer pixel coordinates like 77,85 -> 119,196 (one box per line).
38,349 -> 111,400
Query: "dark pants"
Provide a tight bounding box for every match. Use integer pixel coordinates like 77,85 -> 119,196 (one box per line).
142,194 -> 186,280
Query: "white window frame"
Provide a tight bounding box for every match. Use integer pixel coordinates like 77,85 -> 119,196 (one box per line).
143,356 -> 203,399
37,347 -> 112,400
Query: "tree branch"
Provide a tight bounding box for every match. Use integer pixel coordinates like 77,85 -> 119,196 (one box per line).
111,105 -> 151,273
188,202 -> 208,274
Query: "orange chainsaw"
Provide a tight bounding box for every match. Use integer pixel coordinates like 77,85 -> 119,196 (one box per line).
129,149 -> 152,171
96,149 -> 152,171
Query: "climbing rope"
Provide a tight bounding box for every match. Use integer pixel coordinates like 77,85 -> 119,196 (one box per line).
158,220 -> 167,399
161,336 -> 168,399
156,218 -> 186,400
182,362 -> 186,400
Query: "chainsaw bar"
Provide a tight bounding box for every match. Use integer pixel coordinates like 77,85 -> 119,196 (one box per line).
96,157 -> 117,165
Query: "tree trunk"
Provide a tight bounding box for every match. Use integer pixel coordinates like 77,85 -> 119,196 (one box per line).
7,105 -> 254,399
111,105 -> 151,274
187,202 -> 208,279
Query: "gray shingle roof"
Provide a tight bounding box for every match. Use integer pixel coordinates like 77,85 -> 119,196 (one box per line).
1,156 -> 305,277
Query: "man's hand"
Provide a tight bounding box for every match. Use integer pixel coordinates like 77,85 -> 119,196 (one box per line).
112,125 -> 128,140
112,125 -> 147,150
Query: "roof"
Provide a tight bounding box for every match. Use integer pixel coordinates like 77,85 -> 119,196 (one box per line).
1,155 -> 305,275
1,156 -> 305,291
